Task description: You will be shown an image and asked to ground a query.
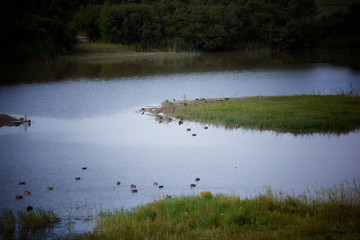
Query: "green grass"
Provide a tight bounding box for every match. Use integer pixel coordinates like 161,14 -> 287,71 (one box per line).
172,95 -> 360,133
80,180 -> 360,240
73,42 -> 138,54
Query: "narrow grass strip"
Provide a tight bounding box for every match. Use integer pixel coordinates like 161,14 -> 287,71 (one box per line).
173,95 -> 360,133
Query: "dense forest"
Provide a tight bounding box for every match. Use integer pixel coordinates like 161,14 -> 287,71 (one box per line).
1,0 -> 360,62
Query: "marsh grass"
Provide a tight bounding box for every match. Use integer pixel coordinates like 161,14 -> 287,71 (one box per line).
83,180 -> 360,240
0,209 -> 16,234
0,208 -> 60,239
173,95 -> 360,134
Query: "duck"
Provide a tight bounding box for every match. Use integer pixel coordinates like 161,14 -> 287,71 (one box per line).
195,178 -> 200,181
117,182 -> 121,185
15,195 -> 23,199
82,167 -> 87,170
75,177 -> 81,180
158,185 -> 164,189
190,184 -> 196,188
18,181 -> 25,185
204,126 -> 208,130
47,187 -> 53,190
24,191 -> 31,195
178,120 -> 183,125
131,189 -> 138,193
192,134 -> 196,137
26,205 -> 33,211
166,195 -> 171,199
186,128 -> 191,131
153,182 -> 158,186
130,184 -> 136,188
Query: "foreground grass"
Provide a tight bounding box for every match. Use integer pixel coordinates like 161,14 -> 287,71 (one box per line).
170,95 -> 360,133
80,181 -> 360,240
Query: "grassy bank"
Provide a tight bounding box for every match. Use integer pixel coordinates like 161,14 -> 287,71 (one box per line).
78,181 -> 360,240
159,95 -> 360,134
61,42 -> 198,63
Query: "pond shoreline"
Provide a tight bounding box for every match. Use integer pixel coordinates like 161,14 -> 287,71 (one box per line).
142,96 -> 254,115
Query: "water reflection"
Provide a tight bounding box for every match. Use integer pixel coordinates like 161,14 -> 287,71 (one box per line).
1,51 -> 360,85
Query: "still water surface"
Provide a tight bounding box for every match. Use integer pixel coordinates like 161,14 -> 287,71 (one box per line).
0,52 -> 360,235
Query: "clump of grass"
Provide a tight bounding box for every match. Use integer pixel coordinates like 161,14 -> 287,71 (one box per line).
173,95 -> 360,134
17,208 -> 60,230
0,209 -> 16,234
161,100 -> 174,107
0,208 -> 60,239
87,180 -> 360,240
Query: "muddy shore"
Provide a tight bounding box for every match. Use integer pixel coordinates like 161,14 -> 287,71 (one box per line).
141,97 -> 254,116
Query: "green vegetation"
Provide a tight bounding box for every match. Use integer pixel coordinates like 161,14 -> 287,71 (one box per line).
0,208 -> 60,239
1,0 -> 360,63
170,95 -> 360,133
78,181 -> 360,239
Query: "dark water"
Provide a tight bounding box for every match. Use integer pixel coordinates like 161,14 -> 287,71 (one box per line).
0,52 -> 360,236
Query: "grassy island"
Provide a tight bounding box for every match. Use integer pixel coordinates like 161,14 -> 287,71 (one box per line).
152,95 -> 360,134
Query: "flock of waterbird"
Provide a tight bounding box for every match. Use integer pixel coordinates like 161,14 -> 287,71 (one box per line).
14,104 -> 209,211
15,170 -> 201,211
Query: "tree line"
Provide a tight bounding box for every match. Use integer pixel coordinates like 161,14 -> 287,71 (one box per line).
1,0 -> 360,62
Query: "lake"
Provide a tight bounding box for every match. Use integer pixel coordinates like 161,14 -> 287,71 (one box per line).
0,51 -> 360,236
